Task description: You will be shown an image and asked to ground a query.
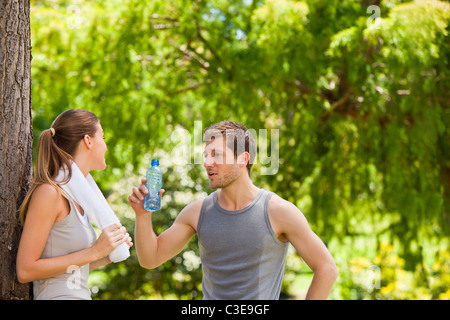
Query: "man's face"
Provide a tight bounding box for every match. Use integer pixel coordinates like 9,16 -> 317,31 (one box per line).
203,136 -> 241,189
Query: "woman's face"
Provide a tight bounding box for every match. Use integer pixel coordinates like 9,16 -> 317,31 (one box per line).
90,122 -> 107,171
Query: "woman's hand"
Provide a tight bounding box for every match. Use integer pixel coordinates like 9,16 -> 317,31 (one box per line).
121,226 -> 133,247
91,223 -> 127,260
90,226 -> 132,270
128,177 -> 165,216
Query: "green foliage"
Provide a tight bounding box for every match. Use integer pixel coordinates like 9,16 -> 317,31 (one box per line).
30,0 -> 450,299
336,242 -> 450,300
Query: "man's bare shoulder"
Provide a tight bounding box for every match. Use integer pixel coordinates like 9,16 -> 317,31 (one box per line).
268,193 -> 300,215
175,197 -> 205,232
180,197 -> 204,214
267,193 -> 310,233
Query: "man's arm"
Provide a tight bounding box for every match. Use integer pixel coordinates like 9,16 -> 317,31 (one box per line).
268,196 -> 338,300
129,178 -> 201,269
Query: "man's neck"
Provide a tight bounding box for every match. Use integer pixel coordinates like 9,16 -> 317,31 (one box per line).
217,176 -> 260,211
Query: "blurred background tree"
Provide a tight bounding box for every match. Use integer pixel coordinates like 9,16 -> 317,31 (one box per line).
29,0 -> 449,299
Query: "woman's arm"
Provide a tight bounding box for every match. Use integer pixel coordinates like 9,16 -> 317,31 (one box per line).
16,184 -> 127,283
89,257 -> 111,270
89,227 -> 133,271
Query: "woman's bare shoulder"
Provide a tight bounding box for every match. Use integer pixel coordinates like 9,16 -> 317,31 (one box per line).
27,183 -> 67,221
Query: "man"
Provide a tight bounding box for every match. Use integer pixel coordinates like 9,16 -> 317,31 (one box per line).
129,121 -> 338,299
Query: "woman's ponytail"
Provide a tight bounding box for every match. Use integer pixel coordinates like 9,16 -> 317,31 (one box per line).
19,128 -> 71,225
34,128 -> 72,186
19,109 -> 99,225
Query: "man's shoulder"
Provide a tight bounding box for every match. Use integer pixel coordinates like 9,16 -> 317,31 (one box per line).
177,194 -> 220,233
267,192 -> 306,225
182,196 -> 205,213
176,196 -> 207,228
182,191 -> 218,213
266,192 -> 310,237
267,192 -> 298,213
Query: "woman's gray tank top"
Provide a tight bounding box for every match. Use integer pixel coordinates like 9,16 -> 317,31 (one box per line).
33,196 -> 97,300
197,188 -> 289,300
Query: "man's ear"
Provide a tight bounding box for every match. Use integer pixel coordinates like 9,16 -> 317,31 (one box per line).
237,152 -> 250,167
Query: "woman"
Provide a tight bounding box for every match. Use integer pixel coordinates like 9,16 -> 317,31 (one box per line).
16,109 -> 132,300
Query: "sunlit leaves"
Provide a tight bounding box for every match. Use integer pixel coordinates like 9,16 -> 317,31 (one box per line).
31,0 -> 450,298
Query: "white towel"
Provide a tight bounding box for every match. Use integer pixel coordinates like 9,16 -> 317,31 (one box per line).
55,161 -> 130,263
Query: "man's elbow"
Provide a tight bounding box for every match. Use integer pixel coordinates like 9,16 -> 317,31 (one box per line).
324,262 -> 339,283
138,257 -> 159,269
315,261 -> 338,283
330,264 -> 339,282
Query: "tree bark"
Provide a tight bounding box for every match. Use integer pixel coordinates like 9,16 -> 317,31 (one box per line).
0,0 -> 33,300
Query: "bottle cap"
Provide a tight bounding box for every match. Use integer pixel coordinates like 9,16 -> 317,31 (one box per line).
151,159 -> 159,166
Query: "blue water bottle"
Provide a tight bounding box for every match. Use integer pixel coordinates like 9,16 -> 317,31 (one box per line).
144,159 -> 163,212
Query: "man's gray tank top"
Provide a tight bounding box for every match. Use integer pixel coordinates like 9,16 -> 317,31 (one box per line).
33,196 -> 97,300
197,188 -> 289,300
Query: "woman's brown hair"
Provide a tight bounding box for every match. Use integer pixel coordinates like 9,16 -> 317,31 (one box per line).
19,109 -> 99,225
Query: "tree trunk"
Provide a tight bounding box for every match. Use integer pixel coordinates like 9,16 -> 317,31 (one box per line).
0,0 -> 33,300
